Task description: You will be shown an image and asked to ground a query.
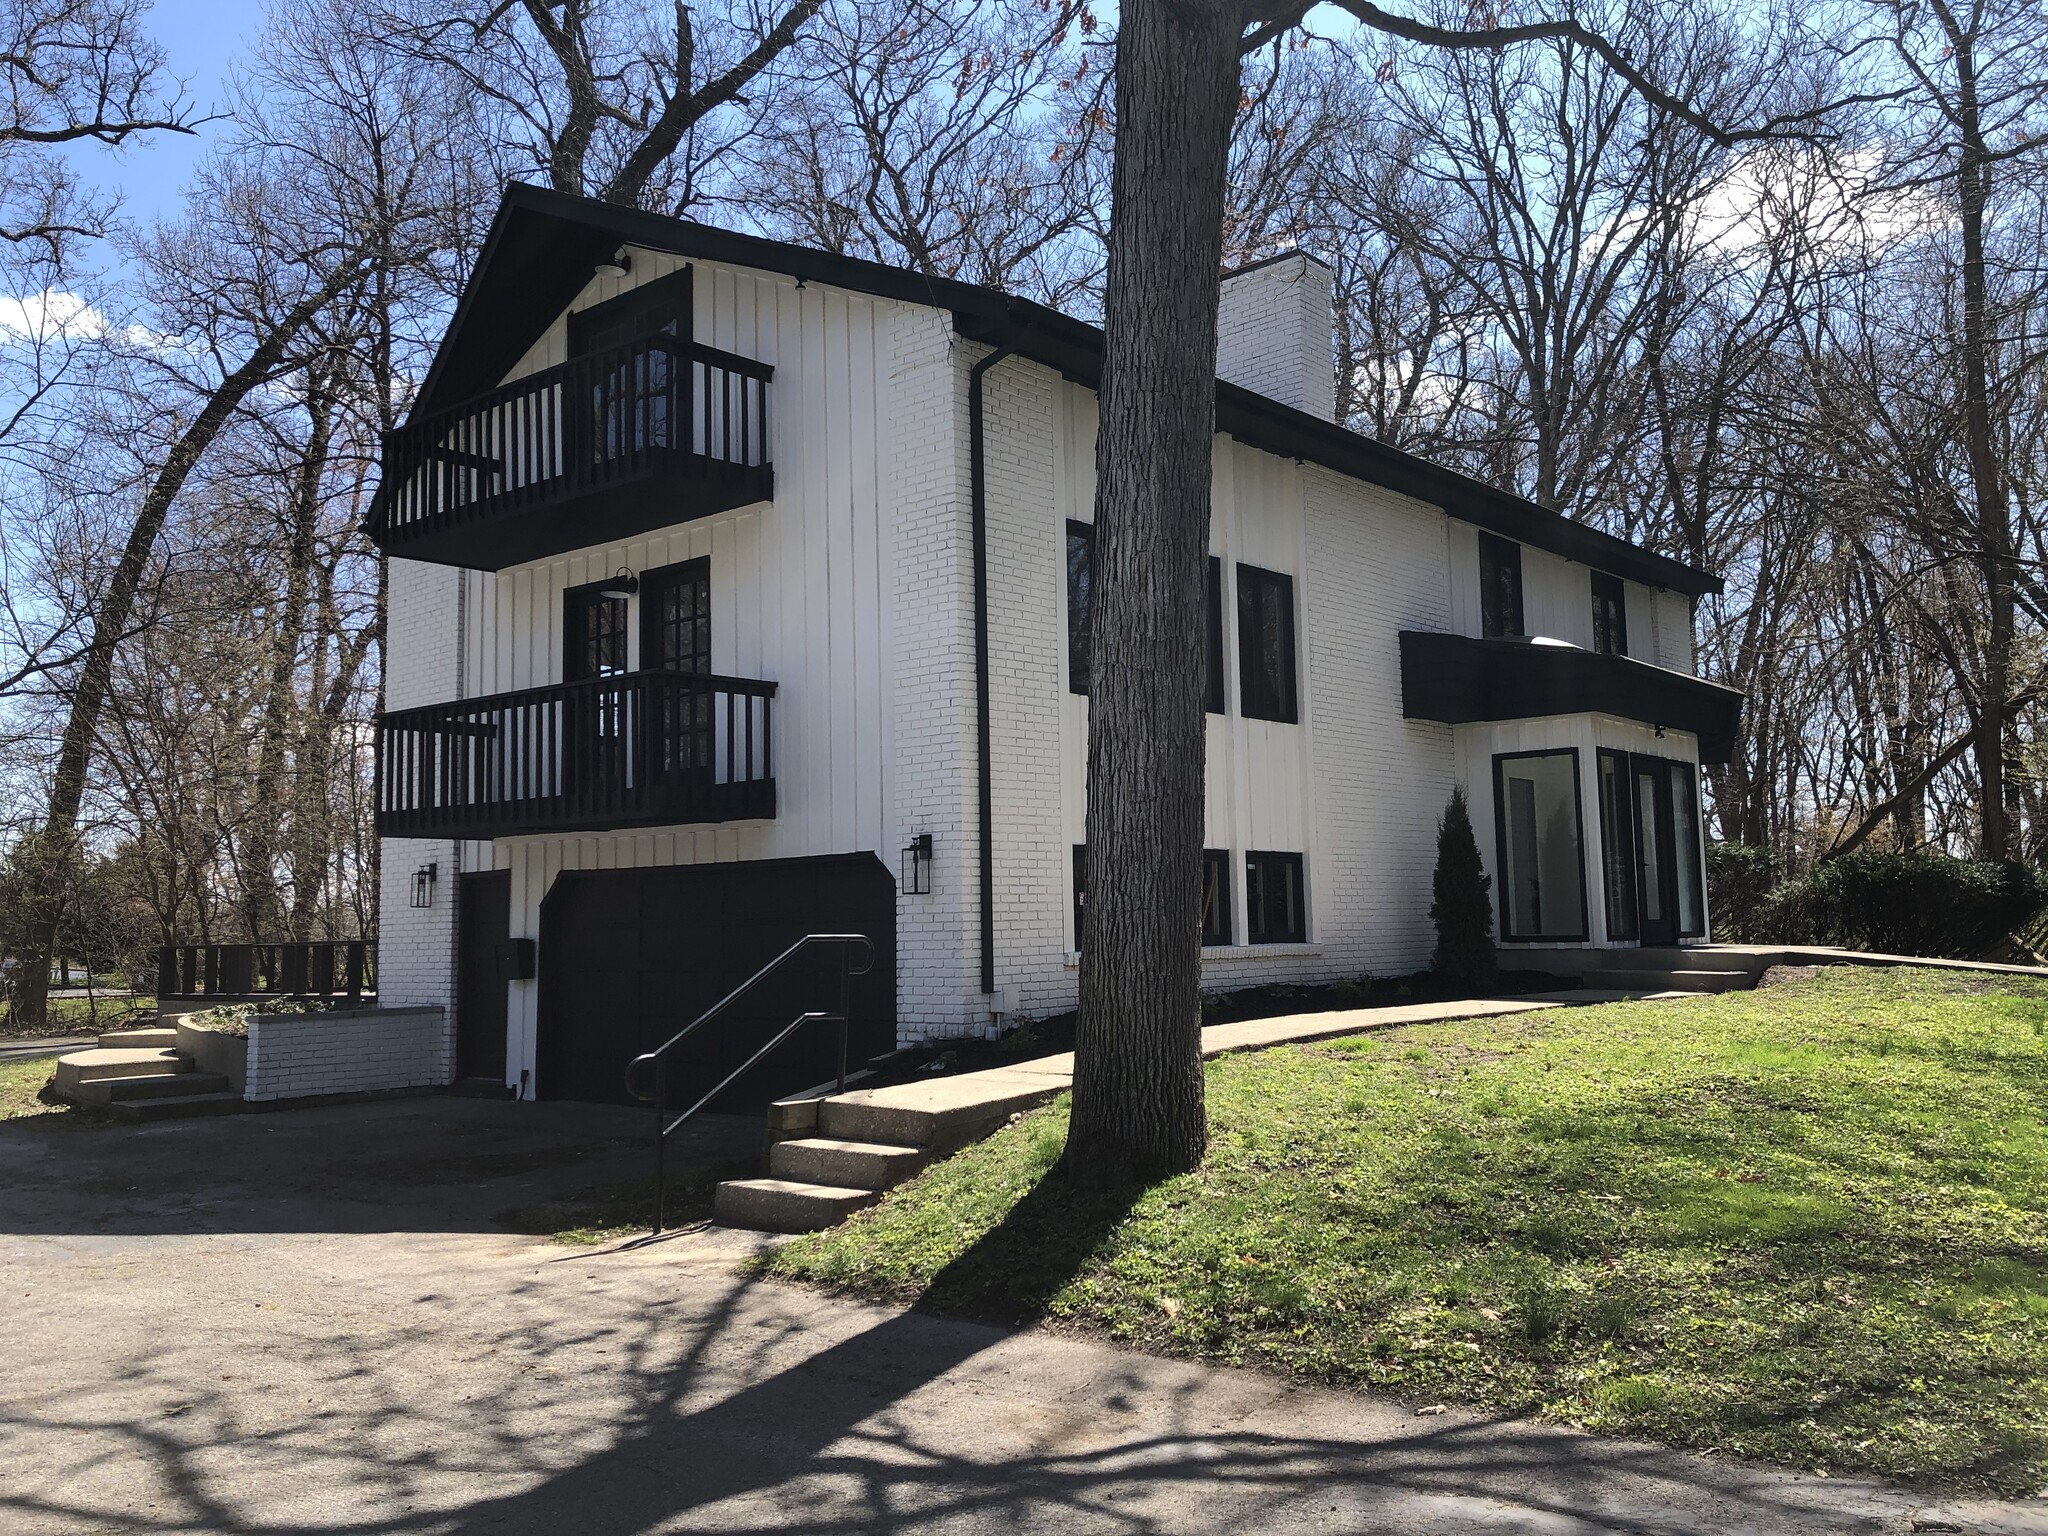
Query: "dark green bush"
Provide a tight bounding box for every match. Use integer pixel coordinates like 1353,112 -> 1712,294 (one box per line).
1704,844 -> 1781,942
1746,849 -> 2048,958
1430,787 -> 1497,989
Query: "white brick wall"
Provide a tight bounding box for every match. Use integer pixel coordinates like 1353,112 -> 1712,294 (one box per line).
887,310 -> 984,1040
1218,254 -> 1337,421
243,1006 -> 451,1101
378,555 -> 463,1013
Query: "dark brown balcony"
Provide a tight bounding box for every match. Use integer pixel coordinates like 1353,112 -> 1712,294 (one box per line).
367,334 -> 773,570
376,669 -> 777,838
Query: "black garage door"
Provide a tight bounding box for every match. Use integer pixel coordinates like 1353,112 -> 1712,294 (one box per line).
536,854 -> 896,1108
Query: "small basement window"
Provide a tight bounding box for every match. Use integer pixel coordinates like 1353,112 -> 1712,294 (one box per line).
1494,749 -> 1587,942
1245,851 -> 1305,944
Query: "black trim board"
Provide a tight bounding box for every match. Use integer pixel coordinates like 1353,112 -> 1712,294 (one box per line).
1400,630 -> 1742,763
409,184 -> 1722,600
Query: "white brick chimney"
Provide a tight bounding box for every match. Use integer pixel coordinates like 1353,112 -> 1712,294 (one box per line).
1216,251 -> 1337,421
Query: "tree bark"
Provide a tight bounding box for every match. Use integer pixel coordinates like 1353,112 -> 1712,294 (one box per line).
1064,0 -> 1242,1184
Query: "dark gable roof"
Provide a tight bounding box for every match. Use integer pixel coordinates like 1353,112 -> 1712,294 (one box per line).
418,184 -> 1723,598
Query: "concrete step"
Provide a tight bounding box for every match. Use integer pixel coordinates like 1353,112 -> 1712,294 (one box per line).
714,1177 -> 879,1233
73,1072 -> 231,1105
96,1027 -> 178,1049
1583,948 -> 1759,977
817,1070 -> 1066,1153
106,1092 -> 245,1123
52,1048 -> 186,1098
769,1136 -> 926,1192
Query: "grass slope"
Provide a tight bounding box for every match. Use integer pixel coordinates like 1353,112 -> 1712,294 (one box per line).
0,1057 -> 106,1125
770,967 -> 2048,1492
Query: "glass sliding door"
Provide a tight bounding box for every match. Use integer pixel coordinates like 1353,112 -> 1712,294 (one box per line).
1493,750 -> 1587,942
1670,760 -> 1705,938
1596,750 -> 1638,941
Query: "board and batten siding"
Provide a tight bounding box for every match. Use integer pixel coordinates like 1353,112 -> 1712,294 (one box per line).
432,255 -> 986,1081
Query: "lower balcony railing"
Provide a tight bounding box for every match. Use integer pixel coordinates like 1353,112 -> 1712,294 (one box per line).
158,941 -> 375,1003
376,669 -> 777,838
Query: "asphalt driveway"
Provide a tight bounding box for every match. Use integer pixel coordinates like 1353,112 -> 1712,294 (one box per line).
1,1095 -> 2043,1535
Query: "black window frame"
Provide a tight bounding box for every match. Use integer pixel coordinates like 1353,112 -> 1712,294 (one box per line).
1245,850 -> 1306,944
640,556 -> 711,675
1201,847 -> 1232,946
562,580 -> 630,682
1670,759 -> 1707,939
1595,748 -> 1639,942
1066,521 -> 1094,696
1479,532 -> 1525,639
1205,557 -> 1226,715
1591,570 -> 1628,656
1072,844 -> 1087,949
1492,747 -> 1589,943
1236,563 -> 1299,724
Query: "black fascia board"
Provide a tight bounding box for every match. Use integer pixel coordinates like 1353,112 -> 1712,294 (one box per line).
1398,630 -> 1743,763
414,184 -> 1722,599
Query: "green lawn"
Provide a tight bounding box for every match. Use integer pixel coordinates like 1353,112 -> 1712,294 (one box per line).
0,994 -> 154,1037
770,967 -> 2048,1492
0,1056 -> 104,1125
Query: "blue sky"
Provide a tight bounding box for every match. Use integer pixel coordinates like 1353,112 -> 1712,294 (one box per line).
60,0 -> 270,232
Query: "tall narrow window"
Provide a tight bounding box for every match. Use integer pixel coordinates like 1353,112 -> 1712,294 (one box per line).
642,558 -> 712,774
1066,521 -> 1094,695
1479,533 -> 1524,639
1201,848 -> 1232,945
1245,851 -> 1305,943
1237,564 -> 1298,722
1494,750 -> 1586,941
1671,761 -> 1705,937
1205,557 -> 1226,715
563,585 -> 629,681
1591,571 -> 1628,655
1072,844 -> 1088,948
1596,750 -> 1638,941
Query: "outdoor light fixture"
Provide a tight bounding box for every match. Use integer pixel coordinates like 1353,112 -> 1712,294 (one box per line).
410,861 -> 438,909
594,248 -> 633,278
599,567 -> 639,601
900,833 -> 933,895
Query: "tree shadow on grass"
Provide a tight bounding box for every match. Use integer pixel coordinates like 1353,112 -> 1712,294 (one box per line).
918,1159 -> 1149,1324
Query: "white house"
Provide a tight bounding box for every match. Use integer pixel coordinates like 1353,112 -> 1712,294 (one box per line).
371,184 -> 1739,1106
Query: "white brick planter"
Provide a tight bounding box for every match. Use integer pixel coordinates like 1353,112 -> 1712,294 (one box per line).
243,1006 -> 451,1103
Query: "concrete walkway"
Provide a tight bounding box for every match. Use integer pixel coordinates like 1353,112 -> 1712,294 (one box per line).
2,1096 -> 2043,1535
0,1034 -> 94,1063
815,995 -> 1589,1143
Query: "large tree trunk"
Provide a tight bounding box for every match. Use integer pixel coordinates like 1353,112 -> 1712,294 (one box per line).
1938,3 -> 2015,860
1064,0 -> 1242,1184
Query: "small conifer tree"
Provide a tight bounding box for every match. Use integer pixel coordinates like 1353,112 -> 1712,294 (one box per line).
1430,787 -> 1497,989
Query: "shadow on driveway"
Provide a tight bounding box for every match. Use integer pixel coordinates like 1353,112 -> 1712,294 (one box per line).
0,1093 -> 760,1236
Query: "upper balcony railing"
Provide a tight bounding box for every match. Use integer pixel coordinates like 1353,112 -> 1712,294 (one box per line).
376,668 -> 777,839
367,333 -> 774,570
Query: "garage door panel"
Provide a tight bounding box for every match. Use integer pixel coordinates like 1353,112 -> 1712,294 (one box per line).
538,854 -> 895,1107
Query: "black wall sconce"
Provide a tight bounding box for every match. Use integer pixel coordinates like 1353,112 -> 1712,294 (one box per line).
594,248 -> 633,279
410,861 -> 438,909
599,567 -> 639,601
900,833 -> 933,895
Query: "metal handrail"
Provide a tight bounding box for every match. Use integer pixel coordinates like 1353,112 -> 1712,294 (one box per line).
625,931 -> 874,1232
